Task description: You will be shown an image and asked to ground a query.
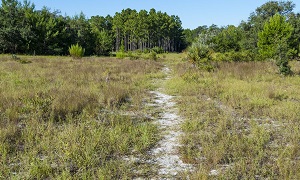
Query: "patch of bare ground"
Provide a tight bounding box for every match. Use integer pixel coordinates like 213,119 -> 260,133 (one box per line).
126,65 -> 194,179
149,66 -> 194,179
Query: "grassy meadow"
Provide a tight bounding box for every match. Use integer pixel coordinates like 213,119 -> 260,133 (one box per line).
165,58 -> 300,179
2,53 -> 300,179
0,55 -> 164,179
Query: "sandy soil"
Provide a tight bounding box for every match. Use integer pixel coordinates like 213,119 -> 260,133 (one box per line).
149,66 -> 193,178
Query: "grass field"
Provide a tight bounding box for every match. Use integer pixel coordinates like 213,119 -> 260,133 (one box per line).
166,58 -> 300,179
0,55 -> 163,179
2,53 -> 300,179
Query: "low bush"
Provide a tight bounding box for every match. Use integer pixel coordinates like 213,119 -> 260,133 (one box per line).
187,43 -> 214,71
127,51 -> 140,60
214,51 -> 257,62
149,51 -> 158,61
69,44 -> 85,59
151,46 -> 164,54
116,51 -> 126,59
143,48 -> 150,54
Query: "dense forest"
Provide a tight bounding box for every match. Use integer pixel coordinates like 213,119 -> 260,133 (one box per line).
0,0 -> 299,62
0,0 -> 184,55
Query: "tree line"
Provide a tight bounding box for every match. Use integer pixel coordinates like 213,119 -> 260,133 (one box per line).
1,0 -> 299,63
184,1 -> 300,75
0,0 -> 185,56
184,1 -> 300,56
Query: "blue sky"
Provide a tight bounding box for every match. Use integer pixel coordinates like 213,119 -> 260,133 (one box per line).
30,0 -> 300,29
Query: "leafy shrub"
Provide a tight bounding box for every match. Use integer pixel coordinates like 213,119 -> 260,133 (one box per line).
225,51 -> 251,62
128,51 -> 140,60
149,51 -> 158,61
69,44 -> 85,59
151,46 -> 164,54
214,51 -> 257,62
214,52 -> 227,61
187,42 -> 213,71
187,43 -> 210,62
135,49 -> 143,54
116,51 -> 126,59
143,48 -> 150,53
198,58 -> 214,71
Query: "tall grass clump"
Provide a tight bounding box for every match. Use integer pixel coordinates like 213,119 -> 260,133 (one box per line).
69,43 -> 85,59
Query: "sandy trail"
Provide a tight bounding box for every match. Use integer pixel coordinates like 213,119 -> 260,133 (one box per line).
149,66 -> 193,178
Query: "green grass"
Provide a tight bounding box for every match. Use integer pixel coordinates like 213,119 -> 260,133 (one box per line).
165,60 -> 300,179
0,55 -> 162,179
